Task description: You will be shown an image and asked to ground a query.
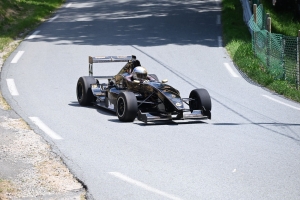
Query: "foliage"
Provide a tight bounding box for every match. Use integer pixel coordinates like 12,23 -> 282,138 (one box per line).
0,0 -> 65,52
261,0 -> 300,36
272,0 -> 300,21
222,0 -> 300,102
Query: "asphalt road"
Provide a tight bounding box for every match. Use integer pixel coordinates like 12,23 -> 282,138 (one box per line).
1,0 -> 300,199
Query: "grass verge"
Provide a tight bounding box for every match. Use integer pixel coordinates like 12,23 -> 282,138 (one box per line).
222,0 -> 300,103
0,0 -> 65,58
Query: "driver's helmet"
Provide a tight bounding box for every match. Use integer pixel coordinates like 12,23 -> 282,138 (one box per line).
132,66 -> 148,80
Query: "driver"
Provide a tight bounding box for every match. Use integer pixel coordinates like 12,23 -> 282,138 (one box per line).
125,66 -> 155,82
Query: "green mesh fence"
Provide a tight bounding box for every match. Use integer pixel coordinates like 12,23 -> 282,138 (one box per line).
283,36 -> 299,84
248,4 -> 300,87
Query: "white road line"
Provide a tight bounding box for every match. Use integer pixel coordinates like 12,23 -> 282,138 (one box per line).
216,15 -> 221,25
66,3 -> 72,8
109,172 -> 182,200
27,30 -> 40,39
29,117 -> 63,140
262,95 -> 300,111
218,36 -> 222,48
224,63 -> 239,77
6,79 -> 19,96
48,14 -> 59,22
11,51 -> 24,63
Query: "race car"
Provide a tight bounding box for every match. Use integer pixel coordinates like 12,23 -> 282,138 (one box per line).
76,55 -> 211,123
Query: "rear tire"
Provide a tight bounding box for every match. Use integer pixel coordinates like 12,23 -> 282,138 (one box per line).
117,92 -> 138,122
76,76 -> 97,106
189,89 -> 211,118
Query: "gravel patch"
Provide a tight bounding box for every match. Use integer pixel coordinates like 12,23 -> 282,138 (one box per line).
0,111 -> 86,199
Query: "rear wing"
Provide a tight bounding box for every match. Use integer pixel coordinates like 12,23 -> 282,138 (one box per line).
88,55 -> 136,76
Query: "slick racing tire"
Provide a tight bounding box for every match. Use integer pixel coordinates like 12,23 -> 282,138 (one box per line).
117,92 -> 138,122
76,76 -> 97,106
189,89 -> 211,117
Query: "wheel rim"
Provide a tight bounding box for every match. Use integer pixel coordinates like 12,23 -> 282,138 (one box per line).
77,83 -> 83,101
117,97 -> 125,117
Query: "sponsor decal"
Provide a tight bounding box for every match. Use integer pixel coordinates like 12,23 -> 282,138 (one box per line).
176,102 -> 182,107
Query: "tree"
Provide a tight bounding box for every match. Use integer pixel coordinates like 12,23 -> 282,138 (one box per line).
274,0 -> 300,20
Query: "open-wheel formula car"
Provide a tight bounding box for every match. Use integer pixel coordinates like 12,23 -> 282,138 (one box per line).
76,55 -> 211,123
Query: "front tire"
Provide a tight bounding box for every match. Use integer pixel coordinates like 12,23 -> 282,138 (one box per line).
76,76 -> 97,106
189,89 -> 211,118
117,92 -> 138,122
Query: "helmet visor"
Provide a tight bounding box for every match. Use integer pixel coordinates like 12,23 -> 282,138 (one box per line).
136,73 -> 147,79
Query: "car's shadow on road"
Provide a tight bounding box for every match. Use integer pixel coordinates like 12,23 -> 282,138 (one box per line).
69,101 -> 116,116
108,118 -> 207,126
137,120 -> 208,126
68,102 -> 82,107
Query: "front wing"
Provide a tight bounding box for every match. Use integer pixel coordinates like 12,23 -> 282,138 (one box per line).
137,110 -> 209,123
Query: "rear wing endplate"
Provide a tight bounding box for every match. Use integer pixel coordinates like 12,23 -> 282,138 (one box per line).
88,55 -> 136,76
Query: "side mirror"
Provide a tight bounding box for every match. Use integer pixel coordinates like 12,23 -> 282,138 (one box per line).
161,79 -> 168,83
133,80 -> 140,84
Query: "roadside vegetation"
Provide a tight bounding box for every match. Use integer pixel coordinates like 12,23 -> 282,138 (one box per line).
222,0 -> 300,103
261,0 -> 300,36
0,0 -> 65,57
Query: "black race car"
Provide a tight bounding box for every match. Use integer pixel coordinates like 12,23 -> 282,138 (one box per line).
76,55 -> 211,123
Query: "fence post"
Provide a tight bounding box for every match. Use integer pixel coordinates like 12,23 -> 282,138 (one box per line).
297,30 -> 300,89
267,17 -> 271,33
253,4 -> 257,55
253,4 -> 257,23
266,13 -> 270,30
267,17 -> 271,67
